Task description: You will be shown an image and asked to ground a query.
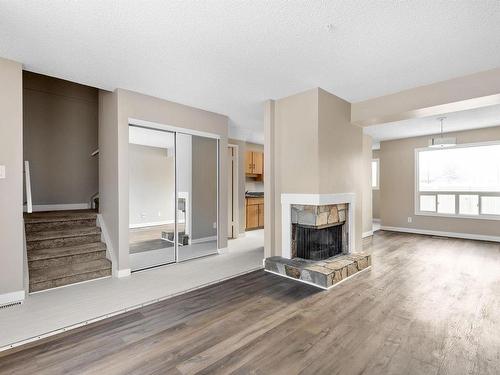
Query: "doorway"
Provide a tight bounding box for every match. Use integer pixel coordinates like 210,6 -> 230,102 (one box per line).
227,144 -> 239,239
128,125 -> 219,271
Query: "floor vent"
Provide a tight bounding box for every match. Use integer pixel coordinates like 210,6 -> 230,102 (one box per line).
0,301 -> 22,309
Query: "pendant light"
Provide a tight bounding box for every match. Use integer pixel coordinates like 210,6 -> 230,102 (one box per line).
429,117 -> 456,148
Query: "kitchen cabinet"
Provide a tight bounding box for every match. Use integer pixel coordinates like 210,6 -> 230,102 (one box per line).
245,151 -> 264,177
246,197 -> 264,230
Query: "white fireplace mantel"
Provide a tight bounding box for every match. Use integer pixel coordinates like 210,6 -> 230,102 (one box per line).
281,193 -> 356,259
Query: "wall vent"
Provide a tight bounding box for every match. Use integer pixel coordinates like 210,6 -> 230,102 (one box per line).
0,301 -> 22,309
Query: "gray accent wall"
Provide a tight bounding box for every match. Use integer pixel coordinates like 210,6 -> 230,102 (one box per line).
23,71 -> 98,205
0,58 -> 24,298
191,136 -> 218,240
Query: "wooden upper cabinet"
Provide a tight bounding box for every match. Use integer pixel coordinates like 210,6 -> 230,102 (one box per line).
245,151 -> 254,174
245,150 -> 264,176
252,152 -> 263,174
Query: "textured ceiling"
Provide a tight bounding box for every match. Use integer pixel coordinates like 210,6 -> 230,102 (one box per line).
1,1 -> 500,144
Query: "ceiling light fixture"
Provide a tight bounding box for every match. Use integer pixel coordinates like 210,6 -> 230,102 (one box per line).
429,117 -> 456,148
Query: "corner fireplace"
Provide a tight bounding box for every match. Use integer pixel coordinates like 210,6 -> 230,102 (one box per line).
291,203 -> 348,260
281,193 -> 355,259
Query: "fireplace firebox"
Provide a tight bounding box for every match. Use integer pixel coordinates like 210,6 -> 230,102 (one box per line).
291,203 -> 348,260
293,223 -> 343,260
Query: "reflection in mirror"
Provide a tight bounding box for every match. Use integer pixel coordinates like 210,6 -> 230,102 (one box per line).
176,133 -> 218,261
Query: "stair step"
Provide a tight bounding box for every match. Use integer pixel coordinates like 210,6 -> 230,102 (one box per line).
26,227 -> 102,251
29,268 -> 112,293
28,242 -> 107,269
24,210 -> 98,232
24,210 -> 97,223
29,258 -> 112,291
28,242 -> 106,261
26,226 -> 101,242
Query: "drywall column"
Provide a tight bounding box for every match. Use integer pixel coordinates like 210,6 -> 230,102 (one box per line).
98,90 -> 125,275
0,57 -> 24,304
266,88 -> 365,258
362,134 -> 373,236
263,100 -> 275,258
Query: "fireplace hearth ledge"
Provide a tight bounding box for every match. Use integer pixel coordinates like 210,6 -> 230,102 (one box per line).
264,252 -> 371,290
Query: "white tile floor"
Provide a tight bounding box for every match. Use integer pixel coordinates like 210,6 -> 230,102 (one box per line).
0,230 -> 264,351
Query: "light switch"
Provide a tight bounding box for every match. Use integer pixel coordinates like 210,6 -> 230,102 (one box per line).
0,165 -> 5,179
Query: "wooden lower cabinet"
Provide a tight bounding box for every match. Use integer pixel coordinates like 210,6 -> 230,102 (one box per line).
246,197 -> 264,230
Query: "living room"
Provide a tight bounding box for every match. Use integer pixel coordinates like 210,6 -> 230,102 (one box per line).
1,2 -> 499,374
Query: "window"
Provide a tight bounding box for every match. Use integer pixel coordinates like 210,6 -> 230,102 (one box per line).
415,142 -> 500,219
372,159 -> 379,190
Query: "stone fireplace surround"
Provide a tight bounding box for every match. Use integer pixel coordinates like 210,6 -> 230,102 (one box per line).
264,193 -> 371,290
281,193 -> 355,258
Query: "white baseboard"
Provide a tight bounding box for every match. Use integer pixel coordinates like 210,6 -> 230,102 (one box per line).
362,230 -> 374,238
24,203 -> 90,212
129,220 -> 175,229
0,290 -> 25,306
381,226 -> 500,243
114,268 -> 131,278
191,235 -> 217,244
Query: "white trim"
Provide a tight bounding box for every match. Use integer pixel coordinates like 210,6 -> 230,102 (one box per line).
96,214 -> 116,268
227,143 -> 240,239
129,118 -> 221,140
371,158 -> 380,190
23,203 -> 90,212
129,220 -> 179,229
0,290 -> 25,306
115,268 -> 131,278
0,266 -> 262,353
24,161 -> 32,213
190,235 -> 218,244
381,226 -> 500,243
281,193 -> 356,259
264,265 -> 371,290
362,230 -> 373,238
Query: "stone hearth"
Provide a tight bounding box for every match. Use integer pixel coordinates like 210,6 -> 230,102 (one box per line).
265,252 -> 371,289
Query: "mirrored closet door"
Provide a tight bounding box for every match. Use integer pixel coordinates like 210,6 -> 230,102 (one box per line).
128,125 -> 218,271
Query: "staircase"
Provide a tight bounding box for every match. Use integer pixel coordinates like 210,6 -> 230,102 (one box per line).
24,210 -> 112,293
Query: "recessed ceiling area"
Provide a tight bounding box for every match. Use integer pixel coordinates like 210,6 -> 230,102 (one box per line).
1,1 -> 500,144
364,104 -> 500,143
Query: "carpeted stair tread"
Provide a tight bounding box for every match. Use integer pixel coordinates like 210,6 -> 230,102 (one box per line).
28,242 -> 107,261
29,258 -> 112,284
29,269 -> 112,292
24,209 -> 97,224
26,226 -> 101,242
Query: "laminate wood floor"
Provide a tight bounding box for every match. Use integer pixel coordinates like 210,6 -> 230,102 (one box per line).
1,231 -> 499,375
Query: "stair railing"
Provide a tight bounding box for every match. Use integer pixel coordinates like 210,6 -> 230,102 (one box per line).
24,161 -> 33,213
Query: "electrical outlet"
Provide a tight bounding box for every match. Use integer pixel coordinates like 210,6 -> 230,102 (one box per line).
0,165 -> 5,179
213,222 -> 217,229
407,217 -> 412,223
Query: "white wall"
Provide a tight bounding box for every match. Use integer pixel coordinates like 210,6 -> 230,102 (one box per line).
129,144 -> 175,226
100,88 -> 228,275
0,57 -> 24,302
